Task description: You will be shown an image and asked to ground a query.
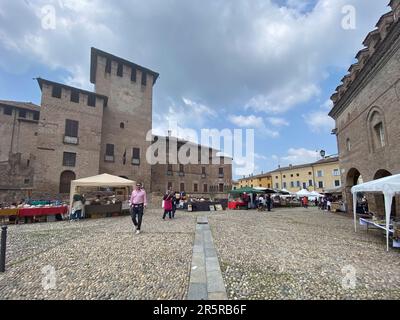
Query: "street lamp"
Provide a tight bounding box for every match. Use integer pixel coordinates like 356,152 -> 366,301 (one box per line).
320,150 -> 326,158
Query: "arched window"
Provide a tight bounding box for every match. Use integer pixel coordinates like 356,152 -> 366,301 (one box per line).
367,107 -> 387,152
346,138 -> 351,152
60,171 -> 76,194
120,122 -> 125,129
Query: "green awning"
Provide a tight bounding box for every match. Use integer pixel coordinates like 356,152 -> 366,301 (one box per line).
228,187 -> 262,194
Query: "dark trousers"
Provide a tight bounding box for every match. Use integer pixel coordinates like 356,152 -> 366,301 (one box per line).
131,205 -> 144,230
163,210 -> 172,219
267,202 -> 271,211
172,204 -> 176,218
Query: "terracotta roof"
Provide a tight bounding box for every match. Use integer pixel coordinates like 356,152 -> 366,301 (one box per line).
0,100 -> 40,112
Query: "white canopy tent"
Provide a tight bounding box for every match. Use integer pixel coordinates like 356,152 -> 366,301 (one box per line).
351,174 -> 400,251
296,189 -> 311,197
310,191 -> 324,198
69,173 -> 136,216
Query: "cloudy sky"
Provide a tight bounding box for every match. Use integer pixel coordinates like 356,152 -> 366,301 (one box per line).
0,0 -> 390,178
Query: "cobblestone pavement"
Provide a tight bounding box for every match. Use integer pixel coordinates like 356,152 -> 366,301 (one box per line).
209,207 -> 400,300
0,209 -> 195,300
1,207 -> 400,300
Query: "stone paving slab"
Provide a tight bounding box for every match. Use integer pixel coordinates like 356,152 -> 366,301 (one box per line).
187,217 -> 227,300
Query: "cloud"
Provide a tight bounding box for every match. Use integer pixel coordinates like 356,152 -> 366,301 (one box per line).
228,115 -> 264,128
303,99 -> 335,133
266,117 -> 290,127
279,148 -> 320,166
0,0 -> 389,135
228,114 -> 280,138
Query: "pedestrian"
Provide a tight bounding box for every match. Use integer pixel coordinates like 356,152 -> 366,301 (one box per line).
130,183 -> 147,234
163,191 -> 173,220
70,194 -> 83,221
171,191 -> 177,219
303,196 -> 309,209
266,194 -> 272,212
327,197 -> 332,212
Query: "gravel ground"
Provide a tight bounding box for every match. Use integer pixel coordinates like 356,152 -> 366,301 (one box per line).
209,207 -> 400,300
2,207 -> 400,300
0,209 -> 195,300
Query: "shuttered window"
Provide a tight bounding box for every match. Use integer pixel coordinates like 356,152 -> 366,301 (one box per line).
63,152 -> 76,167
65,120 -> 79,137
132,148 -> 140,165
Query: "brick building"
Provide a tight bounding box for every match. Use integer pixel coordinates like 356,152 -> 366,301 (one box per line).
0,48 -> 232,202
329,1 -> 400,216
150,135 -> 233,197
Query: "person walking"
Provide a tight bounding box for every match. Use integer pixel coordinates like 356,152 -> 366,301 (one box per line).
171,191 -> 177,219
130,183 -> 147,234
303,196 -> 309,209
163,191 -> 173,220
70,194 -> 84,221
266,194 -> 272,212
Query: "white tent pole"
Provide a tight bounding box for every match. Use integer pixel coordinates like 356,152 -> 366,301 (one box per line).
384,192 -> 394,252
353,192 -> 357,232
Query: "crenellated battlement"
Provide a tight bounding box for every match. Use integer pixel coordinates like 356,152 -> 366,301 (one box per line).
330,1 -> 399,109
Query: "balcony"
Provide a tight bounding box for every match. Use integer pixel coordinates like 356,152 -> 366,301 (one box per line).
179,172 -> 185,177
167,171 -> 173,176
201,173 -> 206,179
218,174 -> 224,179
64,135 -> 79,145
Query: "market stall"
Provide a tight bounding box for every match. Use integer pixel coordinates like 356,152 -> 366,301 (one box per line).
69,174 -> 136,219
351,174 -> 400,251
228,187 -> 263,210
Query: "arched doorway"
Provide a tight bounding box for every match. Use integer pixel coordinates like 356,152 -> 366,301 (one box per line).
345,168 -> 363,214
60,171 -> 76,194
372,169 -> 394,218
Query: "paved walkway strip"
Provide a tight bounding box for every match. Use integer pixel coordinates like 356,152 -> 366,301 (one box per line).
187,216 -> 227,300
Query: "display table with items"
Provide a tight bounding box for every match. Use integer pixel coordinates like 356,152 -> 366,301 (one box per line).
188,200 -> 227,212
84,203 -> 123,219
0,206 -> 68,224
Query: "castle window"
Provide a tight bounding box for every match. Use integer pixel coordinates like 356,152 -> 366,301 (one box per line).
374,122 -> 385,148
131,68 -> 137,82
194,183 -> 198,192
368,109 -> 387,152
141,71 -> 147,86
180,183 -> 185,192
105,144 -> 115,162
105,58 -> 112,73
87,94 -> 96,107
52,85 -> 62,99
64,119 -> 79,144
132,148 -> 140,165
18,109 -> 26,118
117,62 -> 123,77
120,122 -> 125,129
71,90 -> 79,103
219,167 -> 224,178
219,184 -> 224,193
63,152 -> 76,167
3,106 -> 12,116
167,164 -> 173,176
346,138 -> 351,152
203,184 -> 208,192
33,112 -> 39,121
179,164 -> 185,176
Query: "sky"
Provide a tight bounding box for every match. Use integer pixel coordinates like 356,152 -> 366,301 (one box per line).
0,0 -> 391,179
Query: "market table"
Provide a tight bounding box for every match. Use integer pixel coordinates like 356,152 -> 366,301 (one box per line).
18,206 -> 68,217
0,209 -> 19,217
228,201 -> 247,210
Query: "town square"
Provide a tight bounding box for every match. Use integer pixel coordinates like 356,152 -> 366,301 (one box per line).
0,0 -> 400,303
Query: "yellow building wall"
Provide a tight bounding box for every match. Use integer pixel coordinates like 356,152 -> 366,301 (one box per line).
238,176 -> 272,189
270,160 -> 341,193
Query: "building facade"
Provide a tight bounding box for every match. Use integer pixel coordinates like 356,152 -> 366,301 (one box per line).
237,173 -> 272,189
269,157 -> 341,194
150,135 -> 232,197
0,48 -> 232,201
329,1 -> 400,216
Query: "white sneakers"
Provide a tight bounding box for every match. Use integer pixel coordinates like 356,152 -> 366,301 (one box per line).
136,230 -> 141,235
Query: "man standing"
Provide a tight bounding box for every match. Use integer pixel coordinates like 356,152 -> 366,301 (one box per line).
130,183 -> 147,234
266,194 -> 272,212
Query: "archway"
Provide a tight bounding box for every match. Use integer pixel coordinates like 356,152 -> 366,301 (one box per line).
60,171 -> 76,194
372,169 -> 395,218
345,168 -> 363,214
